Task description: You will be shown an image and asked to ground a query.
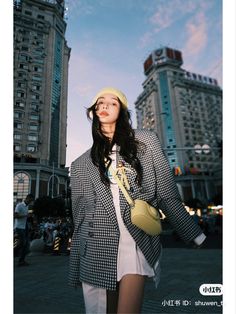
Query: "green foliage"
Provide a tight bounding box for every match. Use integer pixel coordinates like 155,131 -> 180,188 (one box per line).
185,198 -> 206,209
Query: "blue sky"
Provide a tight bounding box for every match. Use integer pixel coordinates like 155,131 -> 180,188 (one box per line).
65,0 -> 222,167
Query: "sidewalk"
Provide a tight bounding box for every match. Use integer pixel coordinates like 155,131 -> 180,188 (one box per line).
14,246 -> 222,314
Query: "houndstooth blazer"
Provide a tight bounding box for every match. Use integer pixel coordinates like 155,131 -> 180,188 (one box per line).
68,130 -> 202,290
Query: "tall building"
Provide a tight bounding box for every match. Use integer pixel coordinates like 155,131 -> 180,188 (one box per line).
135,47 -> 222,203
13,0 -> 71,204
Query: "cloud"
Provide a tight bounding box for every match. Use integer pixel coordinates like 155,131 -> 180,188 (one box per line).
65,0 -> 94,18
149,0 -> 198,33
139,32 -> 153,48
139,0 -> 213,48
183,11 -> 208,56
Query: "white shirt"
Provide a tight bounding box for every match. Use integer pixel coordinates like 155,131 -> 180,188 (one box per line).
108,147 -> 159,284
14,201 -> 28,229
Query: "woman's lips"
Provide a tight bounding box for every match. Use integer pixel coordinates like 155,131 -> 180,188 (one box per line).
99,111 -> 109,117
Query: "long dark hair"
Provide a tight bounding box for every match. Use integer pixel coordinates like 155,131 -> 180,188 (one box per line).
87,103 -> 143,185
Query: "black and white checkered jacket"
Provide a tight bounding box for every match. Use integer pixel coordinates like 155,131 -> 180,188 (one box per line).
68,130 -> 202,290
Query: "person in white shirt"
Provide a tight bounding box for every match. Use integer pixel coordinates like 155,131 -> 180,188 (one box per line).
14,194 -> 34,266
69,87 -> 206,313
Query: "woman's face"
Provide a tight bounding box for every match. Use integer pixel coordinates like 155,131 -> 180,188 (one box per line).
95,93 -> 121,125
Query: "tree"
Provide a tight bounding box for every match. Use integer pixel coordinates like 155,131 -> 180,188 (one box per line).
33,196 -> 65,218
185,198 -> 206,210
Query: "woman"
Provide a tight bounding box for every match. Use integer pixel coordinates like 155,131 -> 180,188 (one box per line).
69,87 -> 206,313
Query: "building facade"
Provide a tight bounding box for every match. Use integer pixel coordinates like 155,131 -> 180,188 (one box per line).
13,0 -> 71,204
135,47 -> 222,204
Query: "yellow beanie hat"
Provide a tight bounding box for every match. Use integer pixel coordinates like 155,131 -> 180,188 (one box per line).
90,87 -> 128,109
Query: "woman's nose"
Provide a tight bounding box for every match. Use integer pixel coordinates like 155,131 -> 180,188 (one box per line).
102,102 -> 109,109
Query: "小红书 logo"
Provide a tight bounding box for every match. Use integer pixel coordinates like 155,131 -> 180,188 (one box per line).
199,284 -> 223,296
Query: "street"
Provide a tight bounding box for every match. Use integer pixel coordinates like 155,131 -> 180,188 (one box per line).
14,236 -> 222,314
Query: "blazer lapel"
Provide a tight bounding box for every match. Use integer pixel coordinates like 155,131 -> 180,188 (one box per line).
86,156 -> 119,231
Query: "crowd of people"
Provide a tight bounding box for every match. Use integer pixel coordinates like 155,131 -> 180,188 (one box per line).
14,212 -> 74,258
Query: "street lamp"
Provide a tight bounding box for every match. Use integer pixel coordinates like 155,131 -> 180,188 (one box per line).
194,144 -> 211,154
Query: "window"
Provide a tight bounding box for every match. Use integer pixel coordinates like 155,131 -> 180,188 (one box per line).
14,144 -> 21,152
32,76 -> 42,81
14,134 -> 22,140
21,46 -> 29,52
17,82 -> 25,88
14,112 -> 24,119
27,145 -> 37,152
37,22 -> 44,29
25,10 -> 32,16
19,55 -> 28,61
22,37 -> 29,43
28,134 -> 38,141
31,94 -> 40,100
32,84 -> 41,91
13,172 -> 31,204
36,32 -> 44,39
37,14 -> 45,20
23,20 -> 33,26
17,91 -> 25,98
34,58 -> 44,64
18,72 -> 26,78
29,124 -> 38,131
19,64 -> 28,70
33,66 -> 42,72
15,101 -> 25,108
30,114 -> 39,121
14,122 -> 23,129
30,103 -> 39,111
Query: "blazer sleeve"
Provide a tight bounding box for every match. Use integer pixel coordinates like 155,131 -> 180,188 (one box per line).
70,160 -> 86,229
148,131 -> 203,243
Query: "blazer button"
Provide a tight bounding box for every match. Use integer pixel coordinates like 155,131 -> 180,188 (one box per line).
88,222 -> 94,227
88,231 -> 94,237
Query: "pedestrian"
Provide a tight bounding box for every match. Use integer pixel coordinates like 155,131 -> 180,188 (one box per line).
68,87 -> 206,313
14,194 -> 34,266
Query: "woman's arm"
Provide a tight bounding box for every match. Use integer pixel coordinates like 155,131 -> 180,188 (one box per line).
148,131 -> 205,244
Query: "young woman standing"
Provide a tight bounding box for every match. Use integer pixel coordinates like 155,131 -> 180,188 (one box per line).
69,87 -> 206,313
